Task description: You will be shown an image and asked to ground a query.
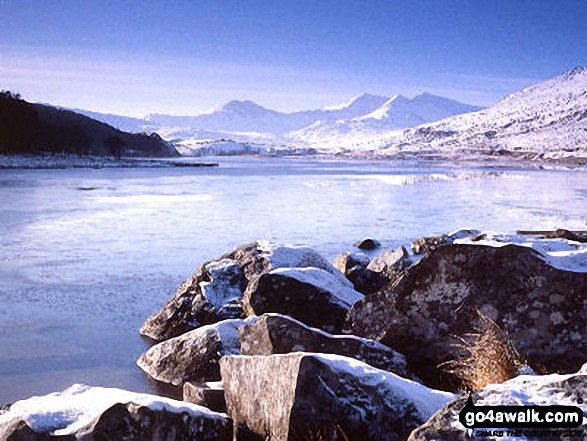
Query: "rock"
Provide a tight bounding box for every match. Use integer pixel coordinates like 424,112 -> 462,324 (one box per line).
345,241 -> 587,390
411,229 -> 480,254
239,313 -> 414,379
354,238 -> 381,250
0,419 -> 75,440
0,384 -> 232,440
243,267 -> 364,334
409,366 -> 587,440
546,228 -> 587,243
220,353 -> 455,441
183,381 -> 226,413
333,251 -> 374,293
137,318 -> 256,385
141,241 -> 342,342
333,251 -> 370,275
362,246 -> 413,293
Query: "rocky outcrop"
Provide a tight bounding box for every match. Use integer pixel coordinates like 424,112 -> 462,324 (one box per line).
411,229 -> 480,254
345,241 -> 587,389
243,267 -> 363,333
137,318 -> 255,385
0,384 -> 231,440
409,365 -> 587,440
220,353 -> 454,441
183,381 -> 226,413
239,313 -> 414,379
140,241 -> 342,342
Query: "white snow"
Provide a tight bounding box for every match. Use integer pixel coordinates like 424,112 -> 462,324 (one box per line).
269,267 -> 364,307
257,241 -> 353,287
360,67 -> 587,159
454,233 -> 587,272
0,384 -> 226,436
199,258 -> 245,309
313,353 -> 456,419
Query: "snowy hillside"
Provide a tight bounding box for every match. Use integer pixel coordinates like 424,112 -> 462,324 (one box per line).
290,93 -> 481,147
356,67 -> 587,160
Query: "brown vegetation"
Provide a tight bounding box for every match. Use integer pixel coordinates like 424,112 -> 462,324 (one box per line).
439,310 -> 525,390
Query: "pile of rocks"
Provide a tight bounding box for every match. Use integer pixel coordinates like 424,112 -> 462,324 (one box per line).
3,232 -> 587,440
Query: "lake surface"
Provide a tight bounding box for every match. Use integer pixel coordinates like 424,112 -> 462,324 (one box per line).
1,157 -> 587,403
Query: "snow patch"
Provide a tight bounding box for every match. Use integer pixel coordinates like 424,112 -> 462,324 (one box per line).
313,353 -> 455,419
454,233 -> 587,272
0,384 -> 226,436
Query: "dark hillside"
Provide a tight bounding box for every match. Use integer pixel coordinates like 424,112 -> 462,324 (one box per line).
0,91 -> 179,157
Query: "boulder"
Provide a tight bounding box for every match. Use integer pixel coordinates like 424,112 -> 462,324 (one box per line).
354,238 -> 381,250
220,353 -> 455,441
239,313 -> 414,380
333,252 -> 376,293
0,384 -> 232,440
137,318 -> 256,385
140,241 -> 342,342
243,267 -> 364,334
362,246 -> 413,293
183,381 -> 226,414
409,366 -> 587,440
345,240 -> 587,390
333,251 -> 370,275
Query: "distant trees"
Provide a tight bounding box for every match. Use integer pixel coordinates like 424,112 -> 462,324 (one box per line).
0,90 -> 40,154
104,135 -> 126,159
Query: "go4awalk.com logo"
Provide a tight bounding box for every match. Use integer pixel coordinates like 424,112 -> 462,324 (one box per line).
459,395 -> 584,438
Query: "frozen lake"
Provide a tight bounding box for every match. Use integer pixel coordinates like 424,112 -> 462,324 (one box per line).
1,157 -> 587,403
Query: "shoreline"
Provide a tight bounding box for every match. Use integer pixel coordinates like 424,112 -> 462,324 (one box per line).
2,152 -> 587,171
0,155 -> 219,170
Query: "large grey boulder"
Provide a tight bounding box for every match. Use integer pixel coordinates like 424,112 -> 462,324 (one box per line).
137,318 -> 256,385
220,353 -> 455,441
345,239 -> 587,389
0,384 -> 232,440
140,241 -> 342,342
409,365 -> 587,440
243,267 -> 363,334
239,313 -> 414,379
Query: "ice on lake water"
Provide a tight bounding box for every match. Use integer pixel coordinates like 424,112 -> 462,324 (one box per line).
1,157 -> 587,403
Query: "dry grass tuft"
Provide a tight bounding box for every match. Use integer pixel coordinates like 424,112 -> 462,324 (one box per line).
439,310 -> 525,390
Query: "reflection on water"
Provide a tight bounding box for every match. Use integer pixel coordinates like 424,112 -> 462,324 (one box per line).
1,157 -> 586,403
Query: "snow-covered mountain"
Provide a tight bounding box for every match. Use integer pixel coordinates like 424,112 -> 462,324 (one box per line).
69,109 -> 155,133
146,93 -> 390,135
356,67 -> 587,160
291,93 -> 481,145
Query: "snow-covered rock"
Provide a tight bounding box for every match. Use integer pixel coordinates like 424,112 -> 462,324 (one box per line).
137,317 -> 257,385
239,313 -> 414,379
140,241 -> 347,342
220,352 -> 455,440
0,384 -> 231,439
243,267 -> 364,333
410,366 -> 587,440
345,234 -> 587,389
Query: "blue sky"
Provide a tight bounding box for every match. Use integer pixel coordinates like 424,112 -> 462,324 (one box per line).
1,0 -> 586,117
